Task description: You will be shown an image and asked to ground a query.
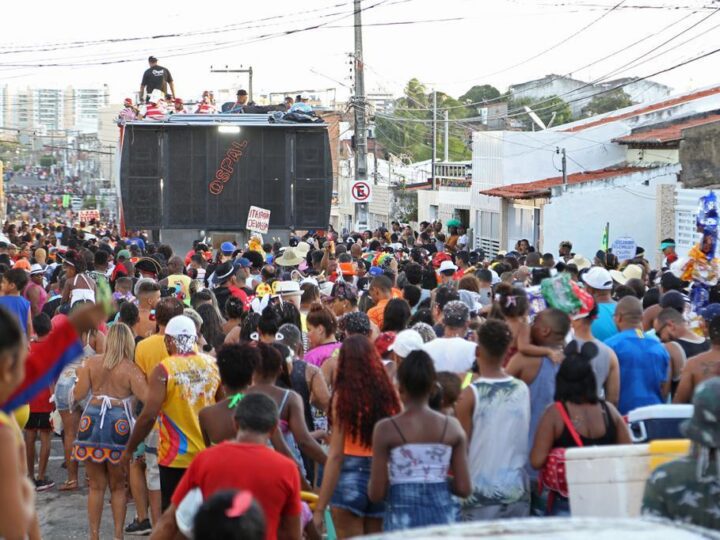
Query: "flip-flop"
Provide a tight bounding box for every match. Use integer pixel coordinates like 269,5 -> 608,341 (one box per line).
58,480 -> 79,492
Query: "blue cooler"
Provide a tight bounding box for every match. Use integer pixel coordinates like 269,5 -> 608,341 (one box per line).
628,404 -> 693,443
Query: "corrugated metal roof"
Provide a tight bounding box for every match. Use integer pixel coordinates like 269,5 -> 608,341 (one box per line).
125,113 -> 327,127
562,85 -> 720,132
478,166 -> 647,199
613,113 -> 720,145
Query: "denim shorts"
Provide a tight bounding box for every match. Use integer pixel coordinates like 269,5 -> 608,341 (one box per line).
330,455 -> 384,518
385,481 -> 457,531
54,369 -> 77,412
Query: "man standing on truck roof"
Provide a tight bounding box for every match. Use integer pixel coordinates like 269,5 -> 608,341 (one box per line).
140,56 -> 176,103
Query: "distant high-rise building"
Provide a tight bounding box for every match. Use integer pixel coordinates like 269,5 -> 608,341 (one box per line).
2,85 -> 109,134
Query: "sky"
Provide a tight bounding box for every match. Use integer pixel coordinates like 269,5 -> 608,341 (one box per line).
0,0 -> 719,107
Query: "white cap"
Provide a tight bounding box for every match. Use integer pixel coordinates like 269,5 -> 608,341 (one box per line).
165,315 -> 197,338
29,264 -> 44,275
388,329 -> 424,358
438,260 -> 458,273
300,92 -> 310,100
582,266 -> 613,290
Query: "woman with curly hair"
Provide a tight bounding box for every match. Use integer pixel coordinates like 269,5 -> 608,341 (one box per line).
313,335 -> 400,537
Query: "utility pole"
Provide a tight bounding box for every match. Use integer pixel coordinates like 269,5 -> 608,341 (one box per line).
443,109 -> 449,163
431,90 -> 437,190
558,147 -> 567,191
210,65 -> 254,102
353,0 -> 368,228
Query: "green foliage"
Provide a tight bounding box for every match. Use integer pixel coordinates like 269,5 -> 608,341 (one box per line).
459,85 -> 501,104
375,78 -> 472,162
39,156 -> 56,167
82,196 -> 97,209
509,95 -> 573,129
581,89 -> 634,117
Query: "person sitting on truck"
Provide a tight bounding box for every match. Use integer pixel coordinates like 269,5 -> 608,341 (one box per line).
289,93 -> 312,114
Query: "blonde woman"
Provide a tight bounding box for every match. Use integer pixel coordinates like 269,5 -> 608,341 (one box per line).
72,323 -> 148,540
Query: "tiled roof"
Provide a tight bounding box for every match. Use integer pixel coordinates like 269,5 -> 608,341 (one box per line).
562,86 -> 720,132
613,113 -> 720,145
478,167 -> 647,199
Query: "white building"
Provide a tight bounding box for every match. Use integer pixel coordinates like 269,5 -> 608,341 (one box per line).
2,86 -> 109,134
67,85 -> 110,133
509,74 -> 598,117
470,84 -> 720,260
509,74 -> 673,118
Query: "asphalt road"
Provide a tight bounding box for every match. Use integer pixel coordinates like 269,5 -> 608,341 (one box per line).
33,436 -> 139,539
8,174 -> 50,188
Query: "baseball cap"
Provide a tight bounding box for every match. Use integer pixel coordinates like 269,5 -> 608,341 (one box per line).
165,315 -> 197,338
30,264 -> 44,275
699,303 -> 720,322
388,329 -> 423,358
300,92 -> 310,100
660,290 -> 687,313
582,267 -> 613,290
148,56 -> 158,62
234,257 -> 252,269
237,89 -> 248,96
117,249 -> 131,260
369,266 -> 384,277
220,241 -> 235,255
124,98 -> 133,106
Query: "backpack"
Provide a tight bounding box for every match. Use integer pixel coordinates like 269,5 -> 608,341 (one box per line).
538,401 -> 584,512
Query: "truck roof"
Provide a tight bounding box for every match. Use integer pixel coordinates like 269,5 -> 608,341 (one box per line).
124,113 -> 327,128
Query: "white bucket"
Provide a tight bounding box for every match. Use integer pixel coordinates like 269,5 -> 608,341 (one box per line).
565,444 -> 650,518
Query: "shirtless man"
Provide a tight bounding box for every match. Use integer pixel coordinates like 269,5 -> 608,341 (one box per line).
135,280 -> 161,339
506,308 -> 570,457
674,316 -> 720,403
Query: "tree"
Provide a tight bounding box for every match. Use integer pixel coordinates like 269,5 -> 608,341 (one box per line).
459,84 -> 501,104
509,95 -> 573,130
581,89 -> 634,117
375,78 -> 472,163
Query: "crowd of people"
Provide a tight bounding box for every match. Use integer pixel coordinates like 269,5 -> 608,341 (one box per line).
4,184 -> 106,225
0,214 -> 718,539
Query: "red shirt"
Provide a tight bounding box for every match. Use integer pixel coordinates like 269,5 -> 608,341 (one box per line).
171,442 -> 301,540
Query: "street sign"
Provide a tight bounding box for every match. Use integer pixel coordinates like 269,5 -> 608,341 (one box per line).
350,181 -> 372,203
246,205 -> 271,234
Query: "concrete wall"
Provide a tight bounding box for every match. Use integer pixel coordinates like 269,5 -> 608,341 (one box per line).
542,166 -> 679,260
679,122 -> 720,187
626,148 -> 678,165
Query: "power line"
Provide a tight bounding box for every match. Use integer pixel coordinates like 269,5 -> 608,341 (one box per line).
0,0 -> 411,69
389,7 -> 702,114
454,0 -> 628,84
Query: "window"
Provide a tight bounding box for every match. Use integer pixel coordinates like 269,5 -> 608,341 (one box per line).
475,210 -> 500,258
429,205 -> 439,221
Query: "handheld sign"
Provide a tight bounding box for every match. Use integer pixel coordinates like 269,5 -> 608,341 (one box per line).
612,237 -> 637,262
246,206 -> 271,234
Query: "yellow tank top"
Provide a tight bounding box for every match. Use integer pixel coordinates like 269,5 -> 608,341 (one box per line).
0,410 -> 23,445
12,405 -> 30,430
157,353 -> 220,468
